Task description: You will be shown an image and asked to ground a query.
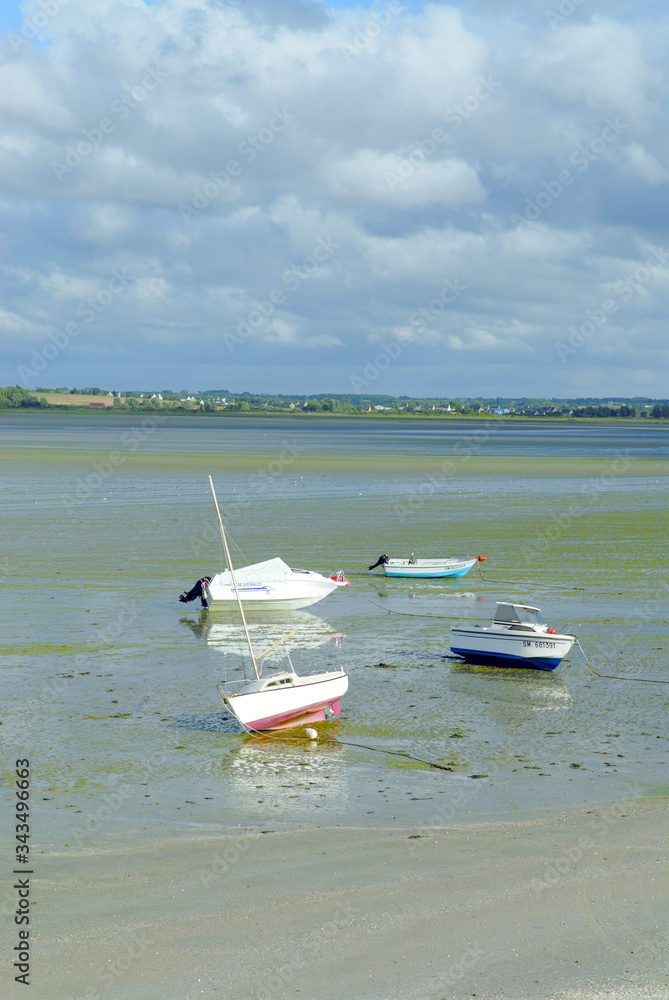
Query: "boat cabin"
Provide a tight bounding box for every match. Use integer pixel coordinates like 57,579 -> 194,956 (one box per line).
492,602 -> 545,629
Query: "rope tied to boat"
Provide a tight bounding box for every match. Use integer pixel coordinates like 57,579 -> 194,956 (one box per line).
357,592 -> 471,620
575,638 -> 669,684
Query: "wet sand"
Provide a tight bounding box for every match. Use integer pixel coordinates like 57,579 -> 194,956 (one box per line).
6,415 -> 667,998
2,447 -> 668,479
35,799 -> 667,1000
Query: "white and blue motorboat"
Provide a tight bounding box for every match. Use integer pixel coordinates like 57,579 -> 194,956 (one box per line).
369,554 -> 486,579
180,558 -> 349,611
450,602 -> 575,671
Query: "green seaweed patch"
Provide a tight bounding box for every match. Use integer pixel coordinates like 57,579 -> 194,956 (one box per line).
387,759 -> 427,770
0,643 -> 95,656
83,713 -> 132,720
640,784 -> 669,799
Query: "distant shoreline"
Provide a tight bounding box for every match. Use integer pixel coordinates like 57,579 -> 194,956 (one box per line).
0,407 -> 665,426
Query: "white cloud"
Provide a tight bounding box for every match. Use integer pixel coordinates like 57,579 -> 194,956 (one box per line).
0,0 -> 668,395
526,19 -> 661,121
624,143 -> 669,184
73,203 -> 135,244
38,271 -> 99,300
448,328 -> 532,353
326,151 -> 487,209
304,333 -> 344,349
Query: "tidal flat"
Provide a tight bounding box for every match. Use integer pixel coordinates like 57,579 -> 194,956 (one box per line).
1,413 -> 667,998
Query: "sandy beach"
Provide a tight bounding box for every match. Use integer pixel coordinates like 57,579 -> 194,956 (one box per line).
33,799 -> 667,1000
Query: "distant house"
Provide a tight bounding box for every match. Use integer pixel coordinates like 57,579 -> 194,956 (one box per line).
492,407 -> 510,415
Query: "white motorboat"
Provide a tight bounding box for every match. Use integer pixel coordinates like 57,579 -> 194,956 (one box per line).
179,560 -> 349,611
450,602 -> 575,671
369,553 -> 486,578
207,476 -> 349,732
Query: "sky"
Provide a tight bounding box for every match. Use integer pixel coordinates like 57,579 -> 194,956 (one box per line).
1,0 -> 668,397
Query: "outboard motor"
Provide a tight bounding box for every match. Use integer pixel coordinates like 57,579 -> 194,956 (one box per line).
368,554 -> 389,571
179,576 -> 212,608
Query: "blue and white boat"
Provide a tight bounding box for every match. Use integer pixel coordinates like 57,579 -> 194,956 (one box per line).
450,602 -> 575,670
368,554 -> 485,578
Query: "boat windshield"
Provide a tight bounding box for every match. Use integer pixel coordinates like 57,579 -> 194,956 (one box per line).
493,603 -> 545,626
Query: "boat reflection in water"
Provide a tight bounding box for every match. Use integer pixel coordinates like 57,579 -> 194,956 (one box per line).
446,659 -> 572,719
180,610 -> 343,656
223,735 -> 349,815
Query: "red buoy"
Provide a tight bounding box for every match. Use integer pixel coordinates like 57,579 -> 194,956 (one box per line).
477,555 -> 487,561
546,627 -> 556,635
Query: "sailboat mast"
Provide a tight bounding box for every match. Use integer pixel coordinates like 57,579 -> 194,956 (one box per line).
208,475 -> 260,680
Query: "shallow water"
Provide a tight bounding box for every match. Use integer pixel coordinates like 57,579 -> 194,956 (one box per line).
1,413 -> 668,852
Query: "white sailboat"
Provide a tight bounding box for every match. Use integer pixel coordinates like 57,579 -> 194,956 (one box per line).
208,477 -> 348,732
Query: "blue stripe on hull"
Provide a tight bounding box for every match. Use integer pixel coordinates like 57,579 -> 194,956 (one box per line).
450,647 -> 561,671
385,565 -> 473,578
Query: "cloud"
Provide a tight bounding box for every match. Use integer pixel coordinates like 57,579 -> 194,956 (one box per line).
448,327 -> 533,354
0,0 -> 668,396
326,151 -> 487,209
624,144 -> 669,184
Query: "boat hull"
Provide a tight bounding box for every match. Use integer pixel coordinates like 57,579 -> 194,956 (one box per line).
450,648 -> 562,671
206,577 -> 339,611
450,627 -> 574,671
384,557 -> 476,579
222,670 -> 348,731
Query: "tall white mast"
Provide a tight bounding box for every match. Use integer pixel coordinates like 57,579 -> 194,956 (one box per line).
208,475 -> 260,680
